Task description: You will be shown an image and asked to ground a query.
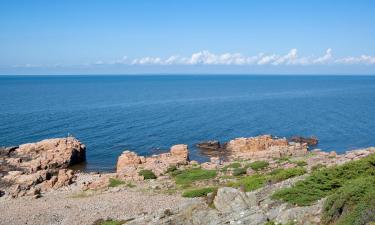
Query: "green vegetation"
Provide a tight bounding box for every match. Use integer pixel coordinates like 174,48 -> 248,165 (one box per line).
108,178 -> 126,187
322,176 -> 375,225
182,187 -> 217,198
232,167 -> 247,176
221,162 -> 242,171
166,165 -> 177,173
138,169 -> 157,179
227,174 -> 267,192
92,219 -> 126,225
227,167 -> 306,192
272,154 -> 375,206
269,167 -> 306,183
247,161 -> 269,171
173,168 -> 217,185
276,156 -> 290,163
311,163 -> 326,171
292,160 -> 307,167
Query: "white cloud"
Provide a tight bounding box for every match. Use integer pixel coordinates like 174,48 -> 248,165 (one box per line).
336,55 -> 375,65
90,49 -> 375,67
313,48 -> 333,64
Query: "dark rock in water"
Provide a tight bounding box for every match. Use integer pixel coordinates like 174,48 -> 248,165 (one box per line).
196,140 -> 221,150
196,141 -> 230,159
290,136 -> 319,146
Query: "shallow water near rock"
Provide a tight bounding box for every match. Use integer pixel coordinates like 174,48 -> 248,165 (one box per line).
1,75 -> 375,171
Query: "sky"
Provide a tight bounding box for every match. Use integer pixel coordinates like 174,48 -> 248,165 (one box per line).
0,0 -> 375,75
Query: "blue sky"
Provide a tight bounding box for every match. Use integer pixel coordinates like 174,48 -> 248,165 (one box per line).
1,0 -> 375,75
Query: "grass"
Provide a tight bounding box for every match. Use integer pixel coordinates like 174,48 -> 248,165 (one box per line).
182,187 -> 217,198
138,169 -> 157,179
232,167 -> 247,176
108,178 -> 126,187
227,174 -> 267,192
173,168 -> 217,185
247,160 -> 269,171
272,153 -> 375,206
92,219 -> 127,225
227,167 -> 306,192
269,167 -> 306,183
221,162 -> 242,171
292,160 -> 307,167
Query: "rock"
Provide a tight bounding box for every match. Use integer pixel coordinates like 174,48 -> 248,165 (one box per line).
226,135 -> 308,160
329,151 -> 337,158
116,144 -> 190,180
196,141 -> 220,150
290,136 -> 318,146
213,187 -> 256,213
17,137 -> 86,170
0,137 -> 86,198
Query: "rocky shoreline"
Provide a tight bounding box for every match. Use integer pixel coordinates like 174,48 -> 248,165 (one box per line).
1,135 -> 374,225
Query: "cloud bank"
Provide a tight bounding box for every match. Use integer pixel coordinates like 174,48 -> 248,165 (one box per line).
118,48 -> 374,66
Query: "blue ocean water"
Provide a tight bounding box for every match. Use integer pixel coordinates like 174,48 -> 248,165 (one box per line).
1,75 -> 375,171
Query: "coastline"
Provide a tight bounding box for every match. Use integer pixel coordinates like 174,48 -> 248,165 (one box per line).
1,135 -> 374,224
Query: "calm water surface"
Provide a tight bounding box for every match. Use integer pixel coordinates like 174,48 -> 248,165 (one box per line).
1,75 -> 375,171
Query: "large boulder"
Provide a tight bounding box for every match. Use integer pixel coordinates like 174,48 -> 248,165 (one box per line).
1,137 -> 86,198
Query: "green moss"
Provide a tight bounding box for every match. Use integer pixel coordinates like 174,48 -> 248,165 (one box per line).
182,187 -> 217,198
269,167 -> 306,183
272,154 -> 375,206
174,168 -> 217,185
108,178 -> 126,187
227,174 -> 267,192
322,176 -> 375,225
138,170 -> 157,179
248,161 -> 269,171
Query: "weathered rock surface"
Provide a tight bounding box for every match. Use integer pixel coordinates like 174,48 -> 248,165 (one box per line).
116,144 -> 189,180
226,135 -> 308,160
213,187 -> 256,213
0,137 -> 86,198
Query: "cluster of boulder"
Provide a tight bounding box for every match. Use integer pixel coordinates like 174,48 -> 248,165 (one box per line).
116,144 -> 189,180
0,137 -> 86,198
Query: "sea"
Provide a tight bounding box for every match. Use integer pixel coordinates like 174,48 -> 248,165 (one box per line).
1,75 -> 375,171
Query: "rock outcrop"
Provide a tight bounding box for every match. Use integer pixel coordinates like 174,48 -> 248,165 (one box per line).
0,137 -> 86,198
226,135 -> 308,160
290,136 -> 318,146
116,144 -> 189,180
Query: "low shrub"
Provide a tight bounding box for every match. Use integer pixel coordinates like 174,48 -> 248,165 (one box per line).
272,154 -> 375,206
108,178 -> 125,187
138,169 -> 157,179
182,187 -> 217,198
311,163 -> 326,171
322,176 -> 375,225
174,168 -> 217,185
248,161 -> 269,171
